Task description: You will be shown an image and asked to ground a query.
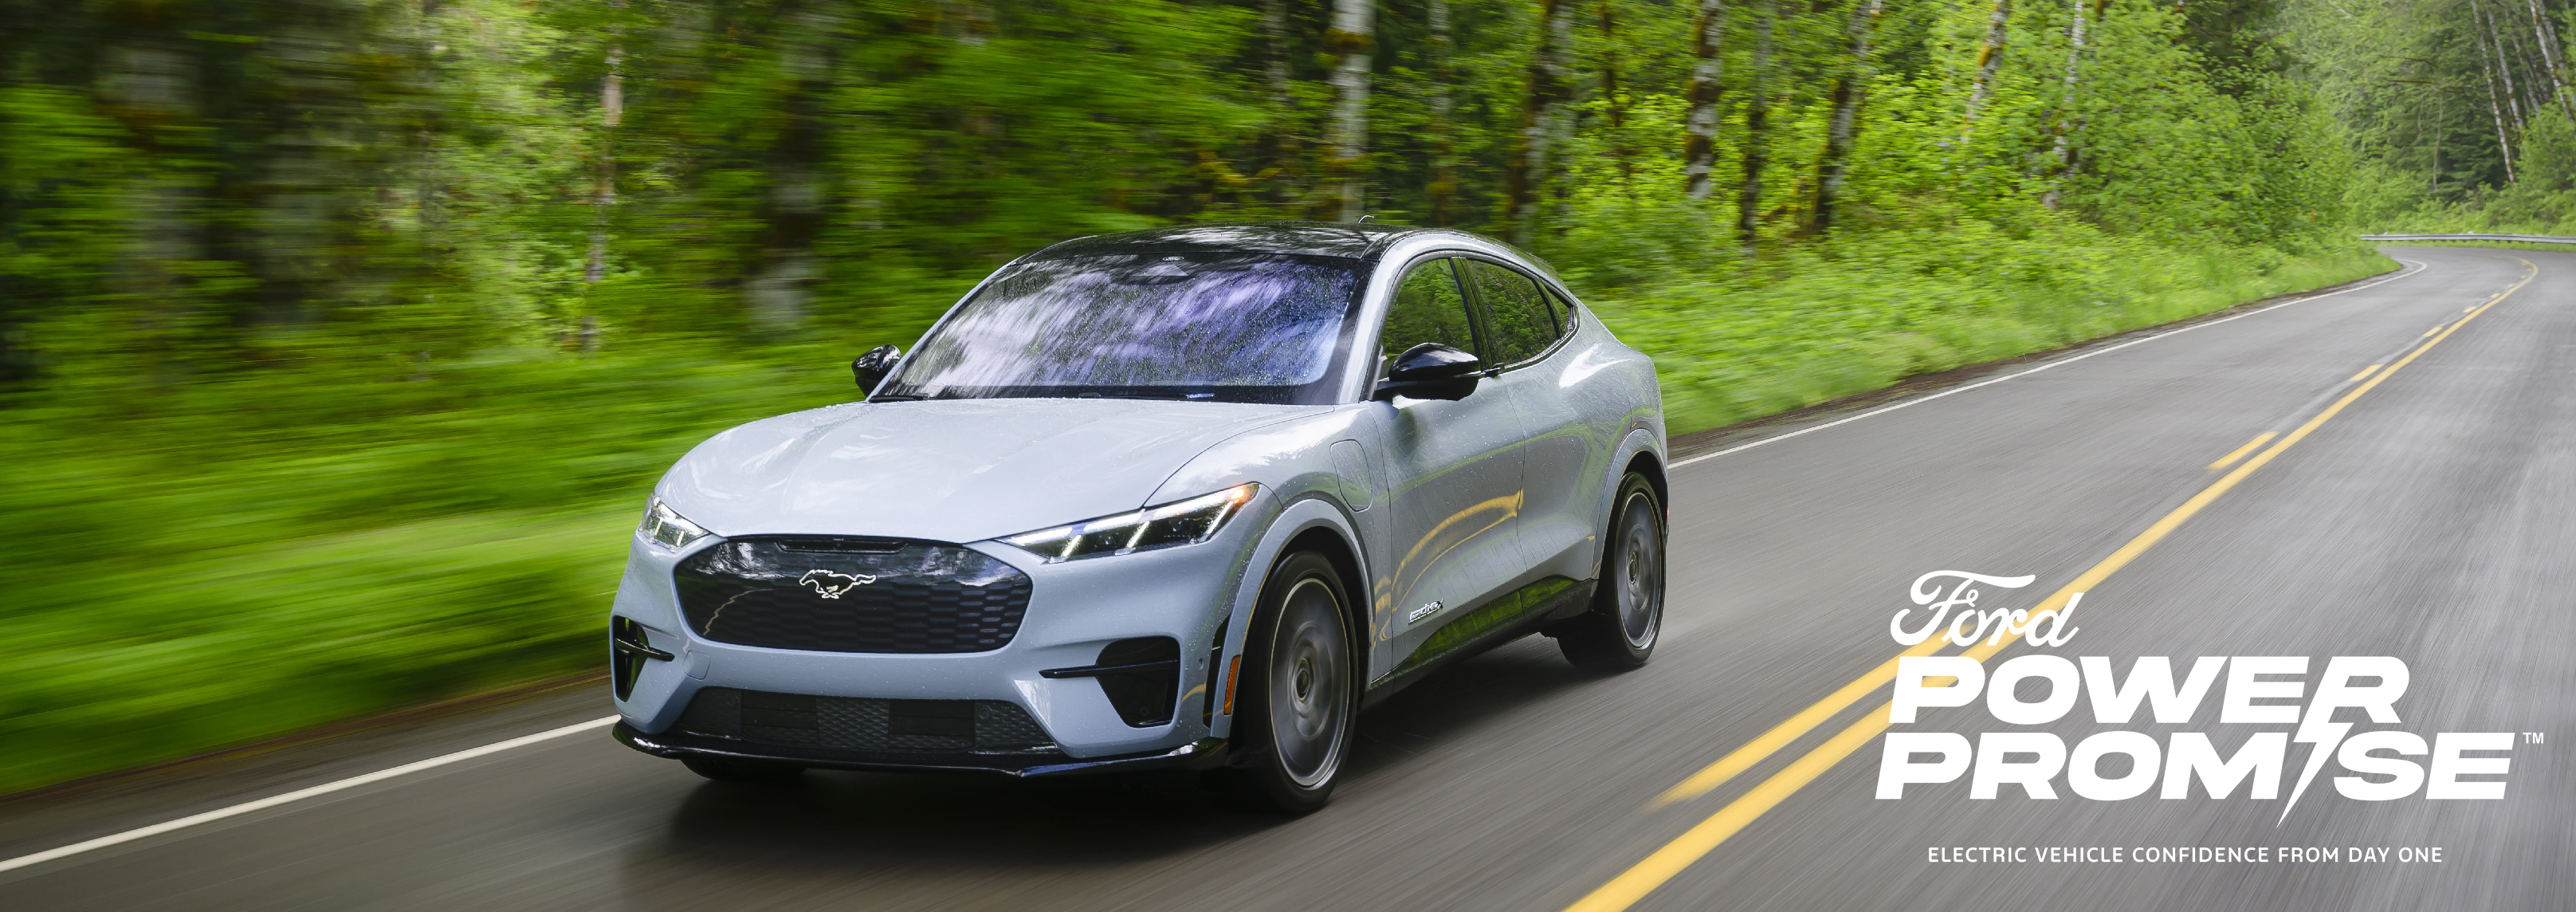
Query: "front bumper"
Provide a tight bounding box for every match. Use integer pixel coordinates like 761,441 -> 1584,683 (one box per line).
614,721 -> 1229,777
608,506 -> 1263,760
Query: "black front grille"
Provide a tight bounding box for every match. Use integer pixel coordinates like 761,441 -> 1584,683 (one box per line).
674,537 -> 1033,653
676,686 -> 1055,753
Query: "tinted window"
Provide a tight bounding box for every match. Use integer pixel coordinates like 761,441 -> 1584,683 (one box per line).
1548,287 -> 1580,333
1463,259 -> 1562,365
878,253 -> 1365,403
1380,258 -> 1477,368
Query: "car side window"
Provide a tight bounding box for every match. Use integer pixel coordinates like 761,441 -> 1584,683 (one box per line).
1547,287 -> 1579,333
1380,258 -> 1477,368
1463,259 -> 1562,366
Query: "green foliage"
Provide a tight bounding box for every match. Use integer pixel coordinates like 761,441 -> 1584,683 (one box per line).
0,0 -> 2392,792
2288,0 -> 2576,230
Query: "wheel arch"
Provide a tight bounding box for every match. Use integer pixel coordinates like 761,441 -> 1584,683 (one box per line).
1623,448 -> 1669,515
1212,495 -> 1370,740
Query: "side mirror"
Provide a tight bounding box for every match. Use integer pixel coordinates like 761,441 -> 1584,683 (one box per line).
1372,342 -> 1482,401
851,344 -> 901,393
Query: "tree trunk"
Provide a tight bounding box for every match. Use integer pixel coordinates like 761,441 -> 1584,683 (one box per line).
2475,0 -> 2527,136
2474,4 -> 2520,182
100,35 -> 203,376
1960,0 -> 2012,140
1599,1 -> 1634,192
1428,0 -> 1458,225
1264,0 -> 1291,100
2523,0 -> 2576,127
1502,0 -> 1577,242
2498,1 -> 2554,124
583,41 -> 622,286
1328,0 -> 1375,222
1736,0 -> 1775,250
1812,0 -> 1887,234
745,9 -> 834,332
1683,0 -> 1728,199
2040,0 -> 2088,210
1262,0 -> 1302,206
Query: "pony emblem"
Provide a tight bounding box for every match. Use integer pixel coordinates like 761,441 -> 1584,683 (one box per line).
799,569 -> 876,599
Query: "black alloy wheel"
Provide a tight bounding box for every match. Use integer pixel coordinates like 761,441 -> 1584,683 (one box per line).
1553,471 -> 1664,670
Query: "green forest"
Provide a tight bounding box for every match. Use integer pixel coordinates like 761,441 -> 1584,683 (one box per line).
1,0 -> 2564,793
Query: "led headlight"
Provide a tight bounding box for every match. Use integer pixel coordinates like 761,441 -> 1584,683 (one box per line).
1002,483 -> 1258,563
638,496 -> 711,549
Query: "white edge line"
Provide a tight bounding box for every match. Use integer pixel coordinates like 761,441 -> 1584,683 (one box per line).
0,715 -> 618,875
1670,259 -> 2433,469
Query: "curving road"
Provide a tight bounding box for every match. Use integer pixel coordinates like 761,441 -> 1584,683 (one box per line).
4,246 -> 2570,911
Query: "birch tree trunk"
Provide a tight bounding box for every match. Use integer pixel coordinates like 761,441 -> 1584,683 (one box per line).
2040,0 -> 2088,210
1812,0 -> 1887,234
1264,0 -> 1292,100
1328,0 -> 1375,222
1502,0 -> 1576,242
2474,10 -> 2520,182
2523,0 -> 2576,126
2498,2 -> 2554,122
1683,0 -> 1729,199
1428,0 -> 1458,225
2475,0 -> 2527,136
1599,1 -> 1635,192
1960,0 -> 2012,140
1736,0 -> 1775,250
582,41 -> 622,286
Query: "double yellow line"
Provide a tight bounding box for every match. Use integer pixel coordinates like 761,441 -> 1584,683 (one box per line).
1564,259 -> 2539,912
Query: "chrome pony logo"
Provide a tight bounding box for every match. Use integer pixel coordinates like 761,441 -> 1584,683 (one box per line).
799,569 -> 876,599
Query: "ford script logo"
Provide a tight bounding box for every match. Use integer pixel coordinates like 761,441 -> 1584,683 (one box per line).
799,569 -> 876,599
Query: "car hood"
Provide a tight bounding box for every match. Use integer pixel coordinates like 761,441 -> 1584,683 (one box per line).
658,398 -> 1311,544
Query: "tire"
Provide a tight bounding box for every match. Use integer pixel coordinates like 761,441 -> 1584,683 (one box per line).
1553,472 -> 1664,671
680,755 -> 806,784
1210,550 -> 1356,816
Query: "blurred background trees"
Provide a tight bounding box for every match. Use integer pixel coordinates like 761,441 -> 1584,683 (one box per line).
1,0 -> 2436,386
0,0 -> 2519,792
2288,0 -> 2576,230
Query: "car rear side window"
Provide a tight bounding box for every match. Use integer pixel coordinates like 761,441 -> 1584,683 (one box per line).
1380,258 -> 1476,368
1463,259 -> 1563,365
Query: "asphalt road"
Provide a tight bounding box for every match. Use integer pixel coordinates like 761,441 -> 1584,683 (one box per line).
4,245 -> 2568,911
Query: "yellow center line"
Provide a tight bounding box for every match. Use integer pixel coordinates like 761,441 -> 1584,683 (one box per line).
2205,431 -> 2277,471
2345,363 -> 2382,383
1563,259 -> 2538,912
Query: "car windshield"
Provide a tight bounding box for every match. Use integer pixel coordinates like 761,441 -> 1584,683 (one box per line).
875,253 -> 1367,404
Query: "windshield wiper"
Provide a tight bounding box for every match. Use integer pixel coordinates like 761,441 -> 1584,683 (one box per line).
868,394 -> 930,402
1079,391 -> 1214,401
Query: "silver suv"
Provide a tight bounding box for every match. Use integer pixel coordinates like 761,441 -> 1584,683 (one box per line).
608,222 -> 1667,813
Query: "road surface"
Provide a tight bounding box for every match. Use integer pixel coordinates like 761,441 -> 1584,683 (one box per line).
3,246 -> 2567,911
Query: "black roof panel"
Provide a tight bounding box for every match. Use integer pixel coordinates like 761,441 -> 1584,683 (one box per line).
1027,222 -> 1435,261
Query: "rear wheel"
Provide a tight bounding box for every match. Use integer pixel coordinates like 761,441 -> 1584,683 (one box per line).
1553,472 -> 1664,670
1211,549 -> 1354,815
680,755 -> 806,784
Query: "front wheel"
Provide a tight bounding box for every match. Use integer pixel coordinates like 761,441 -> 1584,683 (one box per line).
1210,549 -> 1355,815
1553,472 -> 1664,670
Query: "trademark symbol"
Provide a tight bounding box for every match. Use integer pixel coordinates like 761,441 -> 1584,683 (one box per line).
2525,732 -> 2546,745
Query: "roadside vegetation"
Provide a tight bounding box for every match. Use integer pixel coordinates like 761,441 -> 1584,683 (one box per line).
2291,0 -> 2576,233
0,0 -> 2432,792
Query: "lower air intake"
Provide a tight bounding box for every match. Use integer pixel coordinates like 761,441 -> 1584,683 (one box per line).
674,687 -> 1054,753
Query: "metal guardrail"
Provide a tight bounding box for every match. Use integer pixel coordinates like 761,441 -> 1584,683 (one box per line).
2359,232 -> 2576,244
